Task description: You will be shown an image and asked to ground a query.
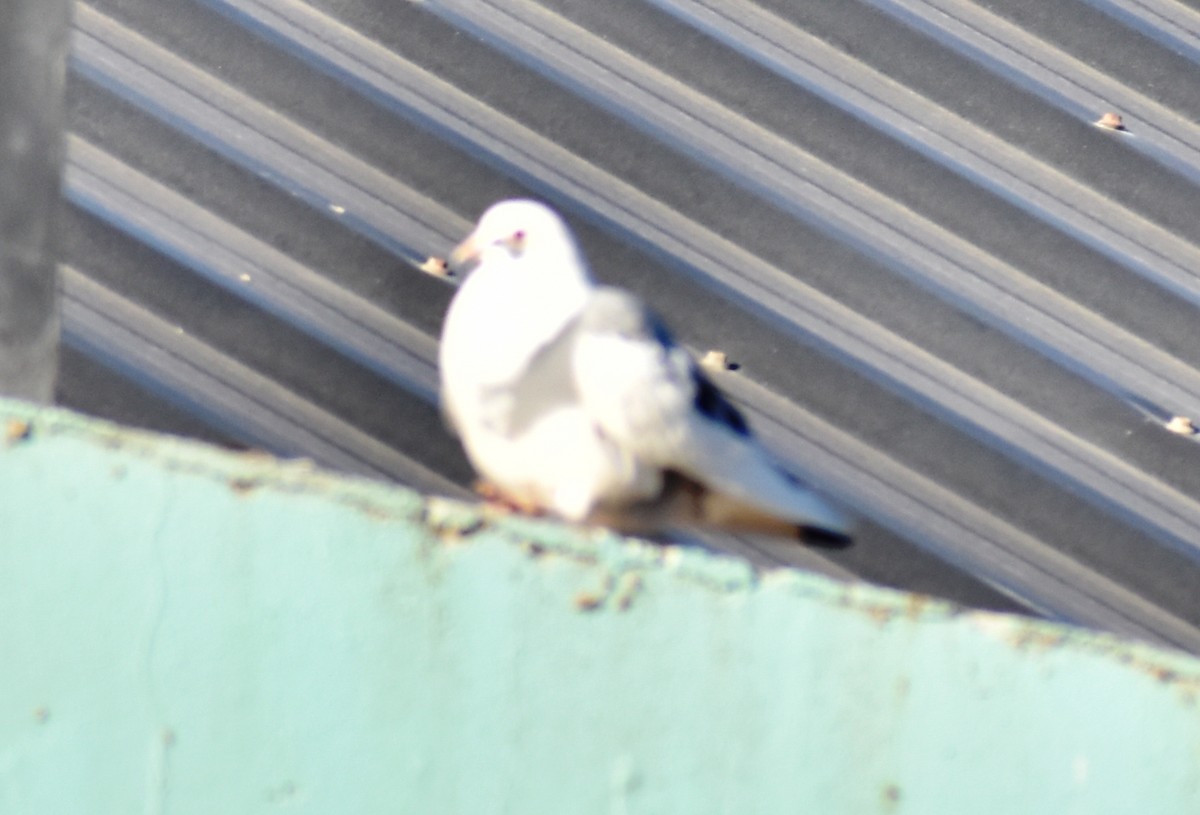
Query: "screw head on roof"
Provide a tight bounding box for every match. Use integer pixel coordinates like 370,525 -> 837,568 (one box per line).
1165,416 -> 1195,435
419,256 -> 452,278
701,349 -> 730,371
1094,112 -> 1126,131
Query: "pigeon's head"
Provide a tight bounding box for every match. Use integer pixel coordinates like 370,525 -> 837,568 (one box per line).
448,199 -> 591,284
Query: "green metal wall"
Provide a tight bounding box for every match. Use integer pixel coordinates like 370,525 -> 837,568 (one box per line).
1,400 -> 1198,813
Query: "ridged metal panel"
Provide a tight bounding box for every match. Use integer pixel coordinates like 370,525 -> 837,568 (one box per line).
57,0 -> 1200,652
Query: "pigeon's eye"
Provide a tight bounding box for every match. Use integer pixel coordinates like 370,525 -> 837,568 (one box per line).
502,229 -> 527,256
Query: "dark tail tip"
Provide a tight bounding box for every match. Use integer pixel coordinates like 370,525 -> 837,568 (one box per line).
798,526 -> 854,549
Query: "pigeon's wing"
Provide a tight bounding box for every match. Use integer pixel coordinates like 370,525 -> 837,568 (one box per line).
440,319 -> 582,446
570,288 -> 849,537
492,312 -> 587,437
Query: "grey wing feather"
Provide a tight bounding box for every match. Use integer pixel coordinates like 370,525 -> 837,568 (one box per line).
571,288 -> 735,457
499,315 -> 585,437
440,309 -> 583,441
571,288 -> 850,534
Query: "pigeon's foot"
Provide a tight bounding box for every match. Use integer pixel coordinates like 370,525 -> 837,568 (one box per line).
474,480 -> 549,516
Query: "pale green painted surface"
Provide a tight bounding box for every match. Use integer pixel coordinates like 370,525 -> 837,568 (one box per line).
0,400 -> 1198,813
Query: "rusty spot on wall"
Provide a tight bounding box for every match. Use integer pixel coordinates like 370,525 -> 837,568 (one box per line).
613,572 -> 644,611
882,783 -> 901,808
228,476 -> 261,495
573,590 -> 606,612
423,498 -> 488,540
5,418 -> 31,444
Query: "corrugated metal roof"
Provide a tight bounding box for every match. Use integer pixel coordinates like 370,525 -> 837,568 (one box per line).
57,0 -> 1200,652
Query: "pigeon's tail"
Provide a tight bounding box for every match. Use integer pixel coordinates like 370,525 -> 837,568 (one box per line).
665,425 -> 854,541
689,485 -> 853,545
590,470 -> 853,544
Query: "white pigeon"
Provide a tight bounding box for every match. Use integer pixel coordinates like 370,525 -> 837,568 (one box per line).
440,199 -> 851,542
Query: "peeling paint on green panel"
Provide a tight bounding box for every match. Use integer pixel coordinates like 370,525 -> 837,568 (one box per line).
1,400 -> 1199,813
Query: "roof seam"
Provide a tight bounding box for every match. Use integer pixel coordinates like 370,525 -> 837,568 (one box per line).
648,0 -> 1200,307
65,135 -> 442,401
61,266 -> 464,496
73,2 -> 471,262
868,0 -> 1200,182
721,368 -> 1200,650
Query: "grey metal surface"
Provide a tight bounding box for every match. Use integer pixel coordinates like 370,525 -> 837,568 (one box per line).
0,0 -> 69,402
57,0 -> 1200,651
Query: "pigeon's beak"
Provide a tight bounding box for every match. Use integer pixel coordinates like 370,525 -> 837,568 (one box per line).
447,232 -> 482,275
